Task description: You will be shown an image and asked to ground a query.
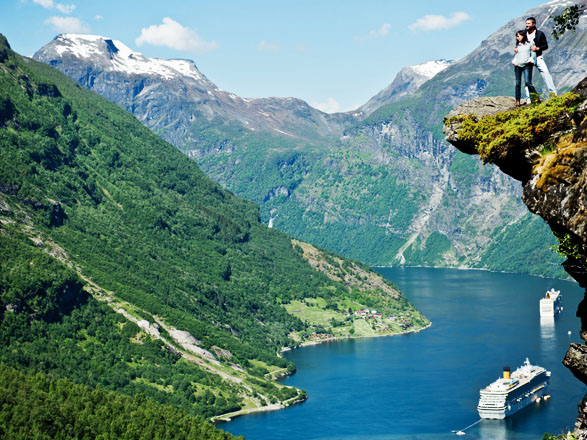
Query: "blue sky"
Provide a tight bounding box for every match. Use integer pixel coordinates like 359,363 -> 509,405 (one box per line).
2,0 -> 545,112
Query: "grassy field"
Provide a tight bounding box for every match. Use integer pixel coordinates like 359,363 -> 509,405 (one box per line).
284,298 -> 417,343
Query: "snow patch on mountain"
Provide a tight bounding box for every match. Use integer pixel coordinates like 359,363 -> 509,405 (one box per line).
408,59 -> 452,79
52,34 -> 203,81
54,34 -> 104,58
358,59 -> 455,116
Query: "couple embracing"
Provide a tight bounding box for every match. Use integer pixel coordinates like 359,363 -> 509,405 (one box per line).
512,17 -> 557,107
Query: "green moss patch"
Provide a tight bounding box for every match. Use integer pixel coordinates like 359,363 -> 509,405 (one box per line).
451,93 -> 583,163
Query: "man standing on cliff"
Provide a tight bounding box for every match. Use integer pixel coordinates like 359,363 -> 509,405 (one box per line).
523,16 -> 557,102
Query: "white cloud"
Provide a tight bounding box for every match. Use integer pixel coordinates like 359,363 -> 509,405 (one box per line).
33,0 -> 54,8
257,40 -> 279,51
136,17 -> 219,53
33,0 -> 76,15
311,97 -> 340,114
56,3 -> 75,14
355,23 -> 391,41
374,23 -> 391,37
44,16 -> 89,33
409,12 -> 470,31
95,15 -> 103,20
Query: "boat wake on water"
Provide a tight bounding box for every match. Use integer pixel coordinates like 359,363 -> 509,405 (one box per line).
452,418 -> 482,435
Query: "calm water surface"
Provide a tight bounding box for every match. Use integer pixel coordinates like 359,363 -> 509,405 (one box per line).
225,268 -> 586,439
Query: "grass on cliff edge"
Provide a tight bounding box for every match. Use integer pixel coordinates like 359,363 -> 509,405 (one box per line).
448,92 -> 583,163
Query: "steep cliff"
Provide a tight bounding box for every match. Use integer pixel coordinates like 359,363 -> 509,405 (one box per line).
443,77 -> 587,437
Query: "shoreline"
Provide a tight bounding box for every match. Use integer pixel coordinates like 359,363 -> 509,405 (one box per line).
281,321 -> 432,352
211,395 -> 308,424
371,264 -> 572,282
214,323 -> 431,424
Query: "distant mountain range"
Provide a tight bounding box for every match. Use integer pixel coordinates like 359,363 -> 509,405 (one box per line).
33,0 -> 587,277
34,34 -> 355,147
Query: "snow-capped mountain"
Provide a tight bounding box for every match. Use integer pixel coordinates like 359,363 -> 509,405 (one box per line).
34,34 -> 356,148
358,60 -> 454,116
46,34 -> 209,81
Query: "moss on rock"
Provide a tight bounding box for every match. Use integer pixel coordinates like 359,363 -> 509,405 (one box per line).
453,93 -> 582,166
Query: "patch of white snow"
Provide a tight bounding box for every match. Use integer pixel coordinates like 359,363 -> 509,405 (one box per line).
409,60 -> 453,79
55,34 -> 205,81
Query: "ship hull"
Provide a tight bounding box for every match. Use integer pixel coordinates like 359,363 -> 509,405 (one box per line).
478,384 -> 547,419
539,298 -> 562,317
539,289 -> 562,317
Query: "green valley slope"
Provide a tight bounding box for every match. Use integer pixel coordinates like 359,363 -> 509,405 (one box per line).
0,34 -> 427,435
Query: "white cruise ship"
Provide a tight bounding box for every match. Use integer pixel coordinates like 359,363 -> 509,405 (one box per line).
477,358 -> 550,419
540,288 -> 562,317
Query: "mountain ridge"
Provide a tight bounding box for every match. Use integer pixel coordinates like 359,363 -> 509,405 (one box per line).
34,33 -> 356,146
358,59 -> 454,117
31,1 -> 586,278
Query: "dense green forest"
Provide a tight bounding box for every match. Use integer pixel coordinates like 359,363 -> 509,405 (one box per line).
0,365 -> 241,440
0,33 -> 427,437
0,236 -> 248,418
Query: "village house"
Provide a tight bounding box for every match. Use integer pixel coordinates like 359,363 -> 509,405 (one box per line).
354,309 -> 369,317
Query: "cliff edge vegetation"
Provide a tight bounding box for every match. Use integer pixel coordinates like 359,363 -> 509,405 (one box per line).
444,76 -> 587,438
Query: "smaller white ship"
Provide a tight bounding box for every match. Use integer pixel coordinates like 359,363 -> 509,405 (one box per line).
540,288 -> 562,317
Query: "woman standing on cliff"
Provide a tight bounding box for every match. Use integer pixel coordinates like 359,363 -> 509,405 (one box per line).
512,30 -> 537,107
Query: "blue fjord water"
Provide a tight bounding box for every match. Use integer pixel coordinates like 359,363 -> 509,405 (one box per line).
225,268 -> 586,440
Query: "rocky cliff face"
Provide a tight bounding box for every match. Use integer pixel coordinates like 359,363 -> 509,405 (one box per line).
328,111 -> 532,268
444,77 -> 587,437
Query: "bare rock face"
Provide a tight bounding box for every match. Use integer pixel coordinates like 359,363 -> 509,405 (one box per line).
564,343 -> 587,384
574,394 -> 587,439
443,76 -> 587,436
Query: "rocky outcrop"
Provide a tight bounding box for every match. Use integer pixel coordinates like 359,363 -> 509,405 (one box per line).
444,96 -> 517,154
575,394 -> 587,438
444,76 -> 587,436
564,343 -> 587,384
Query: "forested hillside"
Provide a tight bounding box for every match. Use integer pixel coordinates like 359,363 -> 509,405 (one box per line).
0,33 -> 427,437
0,365 -> 240,439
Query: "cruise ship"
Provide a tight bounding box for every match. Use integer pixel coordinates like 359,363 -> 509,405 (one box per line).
477,358 -> 550,419
540,288 -> 562,317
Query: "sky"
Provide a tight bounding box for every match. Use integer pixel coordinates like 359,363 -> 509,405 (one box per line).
1,0 -> 549,112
